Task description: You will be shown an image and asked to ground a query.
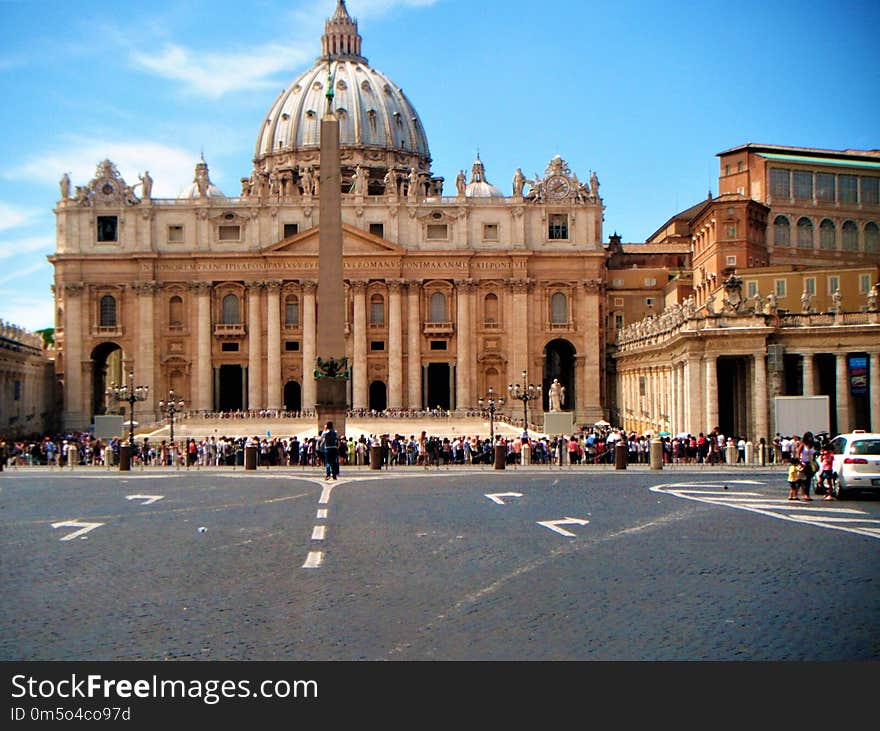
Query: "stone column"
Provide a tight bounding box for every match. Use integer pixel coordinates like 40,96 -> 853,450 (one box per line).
135,281 -> 157,421
407,282 -> 422,409
802,353 -> 815,395
870,352 -> 880,433
455,279 -> 473,411
686,355 -> 702,435
387,280 -> 404,409
351,280 -> 368,409
266,280 -> 282,411
192,282 -> 213,412
302,281 -> 317,412
581,279 -> 603,418
753,351 -> 768,441
247,281 -> 264,410
705,355 -> 718,432
836,352 -> 850,433
510,279 -> 530,384
63,283 -> 85,428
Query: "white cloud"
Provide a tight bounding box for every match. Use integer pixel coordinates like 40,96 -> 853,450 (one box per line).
130,42 -> 313,98
7,140 -> 200,199
0,202 -> 39,232
0,235 -> 54,261
0,290 -> 54,332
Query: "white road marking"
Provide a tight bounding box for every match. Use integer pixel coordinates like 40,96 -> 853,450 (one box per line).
125,494 -> 164,505
485,492 -> 524,505
318,484 -> 334,505
317,509 -> 328,519
675,490 -> 763,496
302,551 -> 323,568
51,520 -> 104,541
311,526 -> 326,541
537,517 -> 590,538
651,482 -> 880,540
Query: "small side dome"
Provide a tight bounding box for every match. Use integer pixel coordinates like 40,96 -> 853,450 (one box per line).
178,155 -> 225,199
465,154 -> 503,198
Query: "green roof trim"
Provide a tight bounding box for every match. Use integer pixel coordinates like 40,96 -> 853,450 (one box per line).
758,152 -> 880,171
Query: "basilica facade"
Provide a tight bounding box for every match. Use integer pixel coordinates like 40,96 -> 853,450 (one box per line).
50,2 -> 607,430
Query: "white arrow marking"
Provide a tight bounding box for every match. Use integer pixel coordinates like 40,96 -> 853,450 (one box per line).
537,517 -> 590,538
51,520 -> 104,541
125,494 -> 164,505
486,492 -> 524,505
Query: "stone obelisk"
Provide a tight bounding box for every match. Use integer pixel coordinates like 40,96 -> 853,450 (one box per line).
314,64 -> 348,436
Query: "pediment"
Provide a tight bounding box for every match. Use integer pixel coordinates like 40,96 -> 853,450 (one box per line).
265,224 -> 406,255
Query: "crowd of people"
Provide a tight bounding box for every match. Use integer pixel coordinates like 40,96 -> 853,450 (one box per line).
0,423 -> 829,473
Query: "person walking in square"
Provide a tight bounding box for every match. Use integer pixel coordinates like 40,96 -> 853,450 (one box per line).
321,421 -> 340,481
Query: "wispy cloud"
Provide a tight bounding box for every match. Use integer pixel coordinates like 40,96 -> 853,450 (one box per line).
7,140 -> 201,199
130,42 -> 314,98
0,288 -> 55,331
0,235 -> 54,261
0,202 -> 39,232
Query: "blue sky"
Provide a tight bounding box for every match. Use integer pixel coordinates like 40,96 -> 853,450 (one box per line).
1,0 -> 878,331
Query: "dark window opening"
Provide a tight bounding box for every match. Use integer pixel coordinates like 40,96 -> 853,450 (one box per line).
221,342 -> 240,352
285,341 -> 300,351
370,340 -> 385,351
283,223 -> 299,238
429,340 -> 447,351
97,216 -> 118,242
369,223 -> 384,238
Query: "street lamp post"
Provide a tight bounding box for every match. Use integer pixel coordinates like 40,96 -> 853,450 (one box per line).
507,370 -> 541,435
478,387 -> 504,444
158,390 -> 185,466
107,371 -> 148,471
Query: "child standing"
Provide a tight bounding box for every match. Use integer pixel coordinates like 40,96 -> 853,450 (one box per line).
787,458 -> 803,500
818,447 -> 836,500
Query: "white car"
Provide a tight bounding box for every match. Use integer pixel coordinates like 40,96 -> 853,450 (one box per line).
827,431 -> 880,499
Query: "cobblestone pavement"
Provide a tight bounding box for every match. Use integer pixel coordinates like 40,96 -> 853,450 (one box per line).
1,466 -> 877,661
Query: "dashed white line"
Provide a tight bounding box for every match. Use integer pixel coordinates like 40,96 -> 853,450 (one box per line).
317,509 -> 328,519
311,526 -> 326,541
302,551 -> 323,568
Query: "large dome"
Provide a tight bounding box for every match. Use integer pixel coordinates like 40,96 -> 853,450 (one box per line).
252,1 -> 433,192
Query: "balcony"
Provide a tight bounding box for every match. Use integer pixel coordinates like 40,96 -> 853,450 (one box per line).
214,323 -> 246,337
94,325 -> 122,337
548,322 -> 574,332
423,321 -> 454,336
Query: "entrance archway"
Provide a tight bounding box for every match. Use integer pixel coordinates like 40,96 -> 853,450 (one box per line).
369,380 -> 387,411
543,339 -> 576,412
425,363 -> 451,410
91,342 -> 123,416
284,381 -> 302,412
218,365 -> 244,412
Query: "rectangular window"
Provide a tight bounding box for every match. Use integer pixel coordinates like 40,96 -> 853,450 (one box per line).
614,313 -> 624,329
828,276 -> 839,294
746,281 -> 758,298
860,274 -> 871,293
283,223 -> 299,238
769,168 -> 790,198
370,340 -> 385,351
737,161 -> 744,173
643,277 -> 656,286
839,174 -> 858,203
426,224 -> 448,240
614,297 -> 624,307
284,341 -> 300,352
804,277 -> 816,296
369,223 -> 384,238
221,342 -> 239,352
726,255 -> 737,266
793,171 -> 813,200
429,340 -> 447,351
775,280 -> 787,297
862,177 -> 880,205
726,225 -> 737,239
97,216 -> 118,242
613,278 -> 624,287
645,297 -> 655,307
218,225 -> 241,241
14,380 -> 21,400
483,223 -> 499,241
816,173 -> 835,202
167,224 -> 184,243
548,214 -> 568,240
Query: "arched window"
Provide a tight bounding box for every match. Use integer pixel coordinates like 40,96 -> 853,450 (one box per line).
773,215 -> 790,247
370,294 -> 385,326
819,219 -> 836,250
866,222 -> 880,253
797,217 -> 814,248
168,295 -> 184,327
483,293 -> 499,326
221,294 -> 240,324
550,292 -> 567,324
285,296 -> 299,326
842,221 -> 858,251
99,295 -> 117,327
429,292 -> 446,322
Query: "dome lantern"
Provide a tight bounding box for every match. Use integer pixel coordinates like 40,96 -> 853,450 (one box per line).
321,1 -> 365,63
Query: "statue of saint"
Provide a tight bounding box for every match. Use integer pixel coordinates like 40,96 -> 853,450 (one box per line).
512,168 -> 525,197
800,289 -> 813,313
832,288 -> 842,313
765,292 -> 778,315
383,169 -> 397,196
455,169 -> 466,196
408,168 -> 421,199
300,166 -> 314,196
548,379 -> 565,412
59,173 -> 71,200
590,170 -> 600,198
353,165 -> 367,196
139,171 -> 153,200
867,283 -> 880,312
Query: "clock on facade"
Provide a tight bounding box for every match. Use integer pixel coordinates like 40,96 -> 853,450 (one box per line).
545,174 -> 570,199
